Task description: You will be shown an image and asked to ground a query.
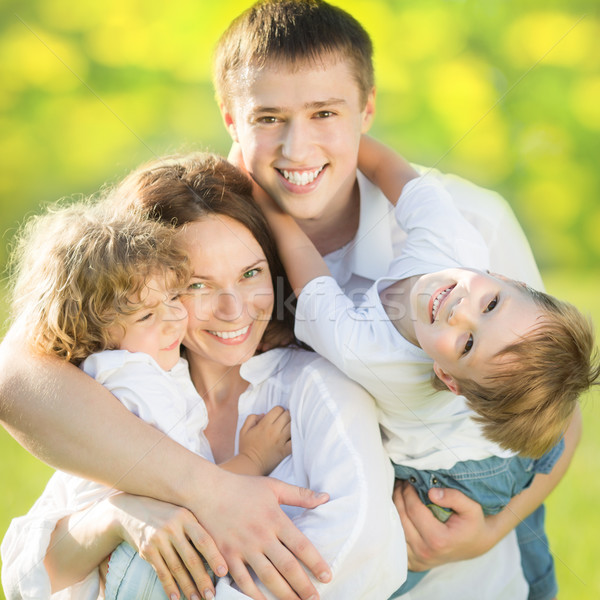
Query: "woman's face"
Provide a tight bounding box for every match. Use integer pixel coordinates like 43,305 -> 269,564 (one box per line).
176,215 -> 275,369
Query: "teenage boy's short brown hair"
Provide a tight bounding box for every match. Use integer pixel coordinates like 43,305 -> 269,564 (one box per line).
434,284 -> 600,458
213,0 -> 374,109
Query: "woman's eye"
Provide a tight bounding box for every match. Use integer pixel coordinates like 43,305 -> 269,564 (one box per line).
462,334 -> 474,355
484,297 -> 498,312
188,282 -> 206,290
243,268 -> 261,279
137,312 -> 153,323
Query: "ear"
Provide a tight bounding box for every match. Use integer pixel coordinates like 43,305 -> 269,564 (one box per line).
433,363 -> 461,395
220,102 -> 239,142
360,87 -> 376,134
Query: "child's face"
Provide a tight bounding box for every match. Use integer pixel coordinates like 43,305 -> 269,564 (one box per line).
220,54 -> 375,222
410,268 -> 543,392
110,276 -> 188,371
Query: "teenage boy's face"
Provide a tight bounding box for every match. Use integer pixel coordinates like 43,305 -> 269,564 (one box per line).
410,268 -> 543,392
221,55 -> 375,222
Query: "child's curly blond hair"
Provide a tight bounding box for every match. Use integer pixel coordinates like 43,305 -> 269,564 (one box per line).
9,200 -> 189,365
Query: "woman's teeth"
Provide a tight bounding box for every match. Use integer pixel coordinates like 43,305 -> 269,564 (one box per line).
280,167 -> 324,186
208,325 -> 250,339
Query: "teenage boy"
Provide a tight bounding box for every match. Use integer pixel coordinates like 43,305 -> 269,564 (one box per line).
214,2 -> 579,600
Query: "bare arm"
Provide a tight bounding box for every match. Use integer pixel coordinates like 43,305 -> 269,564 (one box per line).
44,493 -> 220,600
357,135 -> 418,205
0,327 -> 331,600
395,405 -> 582,569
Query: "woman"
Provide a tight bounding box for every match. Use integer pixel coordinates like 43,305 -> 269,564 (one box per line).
2,153 -> 406,600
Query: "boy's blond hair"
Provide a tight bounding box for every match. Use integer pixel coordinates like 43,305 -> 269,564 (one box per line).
213,0 -> 374,110
10,201 -> 189,365
434,284 -> 599,458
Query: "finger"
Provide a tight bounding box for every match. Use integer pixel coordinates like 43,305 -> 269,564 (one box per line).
227,556 -> 269,600
174,544 -> 216,600
276,528 -> 330,596
247,551 -> 301,600
264,406 -> 286,424
187,524 -> 228,581
141,546 -> 183,600
160,544 -> 202,600
427,486 -> 480,517
241,414 -> 260,434
274,480 -> 329,510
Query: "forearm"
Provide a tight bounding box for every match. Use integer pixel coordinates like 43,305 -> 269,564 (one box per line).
220,454 -> 263,476
357,135 -> 418,205
44,502 -> 121,593
0,328 -> 223,506
485,404 -> 582,545
263,209 -> 330,293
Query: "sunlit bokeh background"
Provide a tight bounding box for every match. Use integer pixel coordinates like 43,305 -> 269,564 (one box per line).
1,1 -> 599,598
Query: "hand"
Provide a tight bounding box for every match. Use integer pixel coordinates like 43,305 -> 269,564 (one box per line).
195,472 -> 331,600
108,493 -> 224,600
393,481 -> 496,571
239,406 -> 292,475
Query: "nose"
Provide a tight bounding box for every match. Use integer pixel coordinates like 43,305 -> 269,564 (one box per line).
162,298 -> 187,324
281,119 -> 311,162
448,296 -> 477,328
213,289 -> 243,322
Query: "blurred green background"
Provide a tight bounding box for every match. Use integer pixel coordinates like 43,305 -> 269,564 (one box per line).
0,0 -> 598,598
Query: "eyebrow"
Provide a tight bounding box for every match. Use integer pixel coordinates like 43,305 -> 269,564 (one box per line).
251,98 -> 348,115
191,258 -> 268,280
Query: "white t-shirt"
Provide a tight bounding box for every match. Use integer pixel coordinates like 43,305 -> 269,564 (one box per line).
1,349 -> 406,600
297,176 -> 512,470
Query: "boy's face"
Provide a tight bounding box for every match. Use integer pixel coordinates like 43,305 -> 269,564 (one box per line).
220,55 -> 375,222
109,276 -> 188,371
410,268 -> 543,392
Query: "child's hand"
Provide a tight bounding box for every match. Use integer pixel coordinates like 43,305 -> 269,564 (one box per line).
239,406 -> 292,475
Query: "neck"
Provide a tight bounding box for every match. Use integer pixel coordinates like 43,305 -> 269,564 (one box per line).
296,178 -> 360,256
186,354 -> 248,408
380,276 -> 420,347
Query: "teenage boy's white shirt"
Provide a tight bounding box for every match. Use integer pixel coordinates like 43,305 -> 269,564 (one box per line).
1,349 -> 406,600
297,175 -> 513,470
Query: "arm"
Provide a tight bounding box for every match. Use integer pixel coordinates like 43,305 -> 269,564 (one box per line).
357,135 -> 418,205
0,329 -> 331,600
44,493 -> 219,600
395,405 -> 582,569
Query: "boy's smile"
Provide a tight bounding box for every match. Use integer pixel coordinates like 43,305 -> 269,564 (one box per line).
410,268 -> 543,390
221,55 -> 375,226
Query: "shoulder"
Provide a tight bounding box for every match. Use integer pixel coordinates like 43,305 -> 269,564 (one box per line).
81,350 -> 169,387
413,165 -> 514,221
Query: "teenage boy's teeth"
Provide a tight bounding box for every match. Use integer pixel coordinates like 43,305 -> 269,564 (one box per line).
281,167 -> 323,186
209,325 -> 250,339
431,287 -> 453,321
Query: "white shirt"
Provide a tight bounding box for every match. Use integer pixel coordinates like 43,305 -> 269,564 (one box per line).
297,176 -> 512,470
320,169 -> 535,599
1,351 -> 212,600
217,348 -> 406,599
2,349 -> 406,600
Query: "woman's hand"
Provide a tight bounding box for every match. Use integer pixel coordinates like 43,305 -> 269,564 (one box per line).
195,473 -> 331,600
393,480 -> 497,570
238,406 -> 292,475
108,493 -> 223,600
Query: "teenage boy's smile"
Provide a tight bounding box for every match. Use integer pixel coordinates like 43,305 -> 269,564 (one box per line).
221,55 -> 375,223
